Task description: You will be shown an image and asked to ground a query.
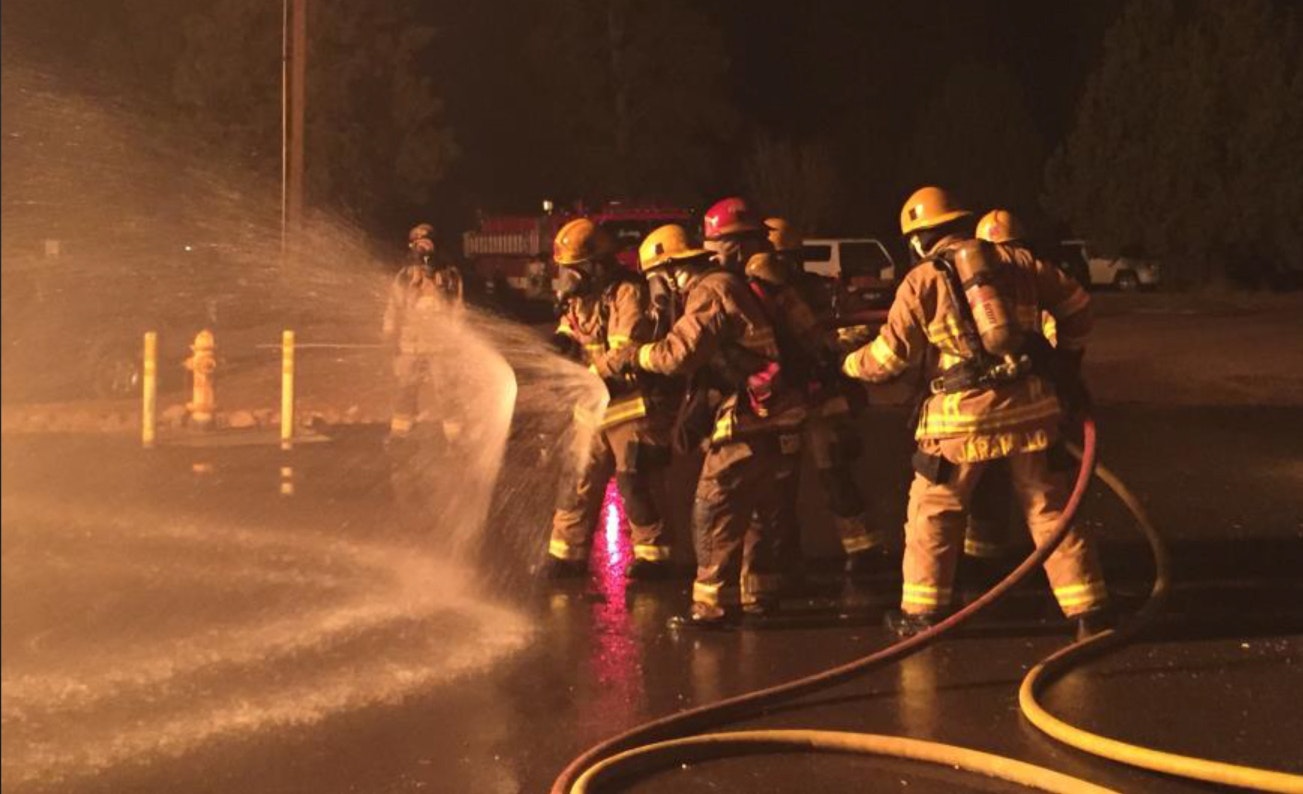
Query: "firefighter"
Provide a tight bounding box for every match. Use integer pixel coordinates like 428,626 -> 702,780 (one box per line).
963,208 -> 1066,583
958,210 -> 1031,582
543,218 -> 675,580
599,208 -> 807,627
975,209 -> 1062,343
841,187 -> 1111,640
762,218 -> 890,576
383,224 -> 465,441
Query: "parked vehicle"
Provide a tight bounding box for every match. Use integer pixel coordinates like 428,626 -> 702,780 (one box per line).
1060,239 -> 1161,291
801,238 -> 900,325
802,238 -> 897,283
462,201 -> 695,307
1044,241 -> 1093,290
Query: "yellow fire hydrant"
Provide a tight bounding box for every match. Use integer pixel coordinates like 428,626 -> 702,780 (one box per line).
184,329 -> 217,428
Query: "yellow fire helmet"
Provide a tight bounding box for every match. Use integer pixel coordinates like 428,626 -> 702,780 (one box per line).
976,209 -> 1027,244
745,252 -> 791,285
639,224 -> 708,273
765,217 -> 802,253
899,186 -> 972,236
553,218 -> 616,266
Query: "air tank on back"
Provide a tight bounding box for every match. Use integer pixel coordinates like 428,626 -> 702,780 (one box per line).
952,239 -> 1023,358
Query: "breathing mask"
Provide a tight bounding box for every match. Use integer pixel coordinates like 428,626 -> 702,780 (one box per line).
555,264 -> 593,302
646,270 -> 677,337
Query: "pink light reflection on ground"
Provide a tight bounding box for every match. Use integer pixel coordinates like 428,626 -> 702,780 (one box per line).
602,479 -> 628,572
584,479 -> 644,721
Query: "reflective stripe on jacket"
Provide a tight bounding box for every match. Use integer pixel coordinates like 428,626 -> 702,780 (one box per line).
559,278 -> 657,429
841,237 -> 1092,455
636,268 -> 805,442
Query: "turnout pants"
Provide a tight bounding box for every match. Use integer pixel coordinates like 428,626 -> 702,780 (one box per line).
549,417 -> 671,563
964,459 -> 1013,559
390,352 -> 465,442
694,430 -> 802,610
390,353 -> 430,436
902,443 -> 1107,618
754,409 -> 883,580
804,408 -> 886,555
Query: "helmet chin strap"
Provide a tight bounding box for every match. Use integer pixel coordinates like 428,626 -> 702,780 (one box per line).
672,265 -> 694,292
909,234 -> 927,263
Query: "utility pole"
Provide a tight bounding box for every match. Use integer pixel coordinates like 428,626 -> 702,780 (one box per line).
281,0 -> 307,266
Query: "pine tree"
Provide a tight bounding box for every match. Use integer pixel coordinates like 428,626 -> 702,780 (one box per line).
171,0 -> 457,227
1047,0 -> 1303,286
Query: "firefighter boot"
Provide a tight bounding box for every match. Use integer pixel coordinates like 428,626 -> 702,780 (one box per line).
1074,605 -> 1117,642
626,558 -> 671,581
668,602 -> 737,631
884,609 -> 945,638
540,556 -> 588,580
742,595 -> 781,620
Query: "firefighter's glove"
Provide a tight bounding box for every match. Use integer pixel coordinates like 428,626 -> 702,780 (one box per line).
595,344 -> 641,380
836,324 -> 874,354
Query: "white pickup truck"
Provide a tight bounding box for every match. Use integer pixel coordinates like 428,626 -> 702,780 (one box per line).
800,238 -> 900,323
801,238 -> 898,283
1058,239 -> 1162,291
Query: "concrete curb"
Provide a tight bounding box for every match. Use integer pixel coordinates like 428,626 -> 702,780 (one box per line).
1,403 -> 390,436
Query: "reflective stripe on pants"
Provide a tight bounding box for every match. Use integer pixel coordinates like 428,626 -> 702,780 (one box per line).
694,432 -> 800,609
391,353 -> 430,433
902,445 -> 1107,617
549,416 -> 671,558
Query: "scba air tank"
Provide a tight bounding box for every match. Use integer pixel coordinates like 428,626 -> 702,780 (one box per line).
952,240 -> 1022,357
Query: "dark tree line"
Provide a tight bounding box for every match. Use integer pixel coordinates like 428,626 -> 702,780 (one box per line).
3,0 -> 455,233
1047,0 -> 1303,286
4,0 -> 1300,283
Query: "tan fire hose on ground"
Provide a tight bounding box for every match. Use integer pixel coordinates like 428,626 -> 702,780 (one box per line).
1018,450 -> 1303,793
551,418 -> 1303,793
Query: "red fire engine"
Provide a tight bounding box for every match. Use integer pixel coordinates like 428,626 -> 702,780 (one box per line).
462,201 -> 695,302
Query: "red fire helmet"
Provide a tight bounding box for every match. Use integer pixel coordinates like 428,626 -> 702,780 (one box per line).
703,197 -> 765,241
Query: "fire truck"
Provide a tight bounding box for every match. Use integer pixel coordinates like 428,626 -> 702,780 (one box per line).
462,201 -> 695,304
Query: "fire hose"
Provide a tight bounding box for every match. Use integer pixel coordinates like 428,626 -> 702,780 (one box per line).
551,417 -> 1303,793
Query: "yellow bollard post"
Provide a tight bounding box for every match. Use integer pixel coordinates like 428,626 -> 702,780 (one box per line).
142,331 -> 157,448
281,330 -> 295,450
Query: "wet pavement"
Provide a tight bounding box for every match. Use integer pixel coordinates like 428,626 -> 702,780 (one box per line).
2,404 -> 1301,793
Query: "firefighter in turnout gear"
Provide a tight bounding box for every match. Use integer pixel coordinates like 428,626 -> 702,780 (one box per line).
842,187 -> 1111,640
764,218 -> 889,576
959,210 -> 1029,581
544,218 -> 676,580
962,207 -> 1068,586
600,210 -> 807,628
383,224 -> 465,440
